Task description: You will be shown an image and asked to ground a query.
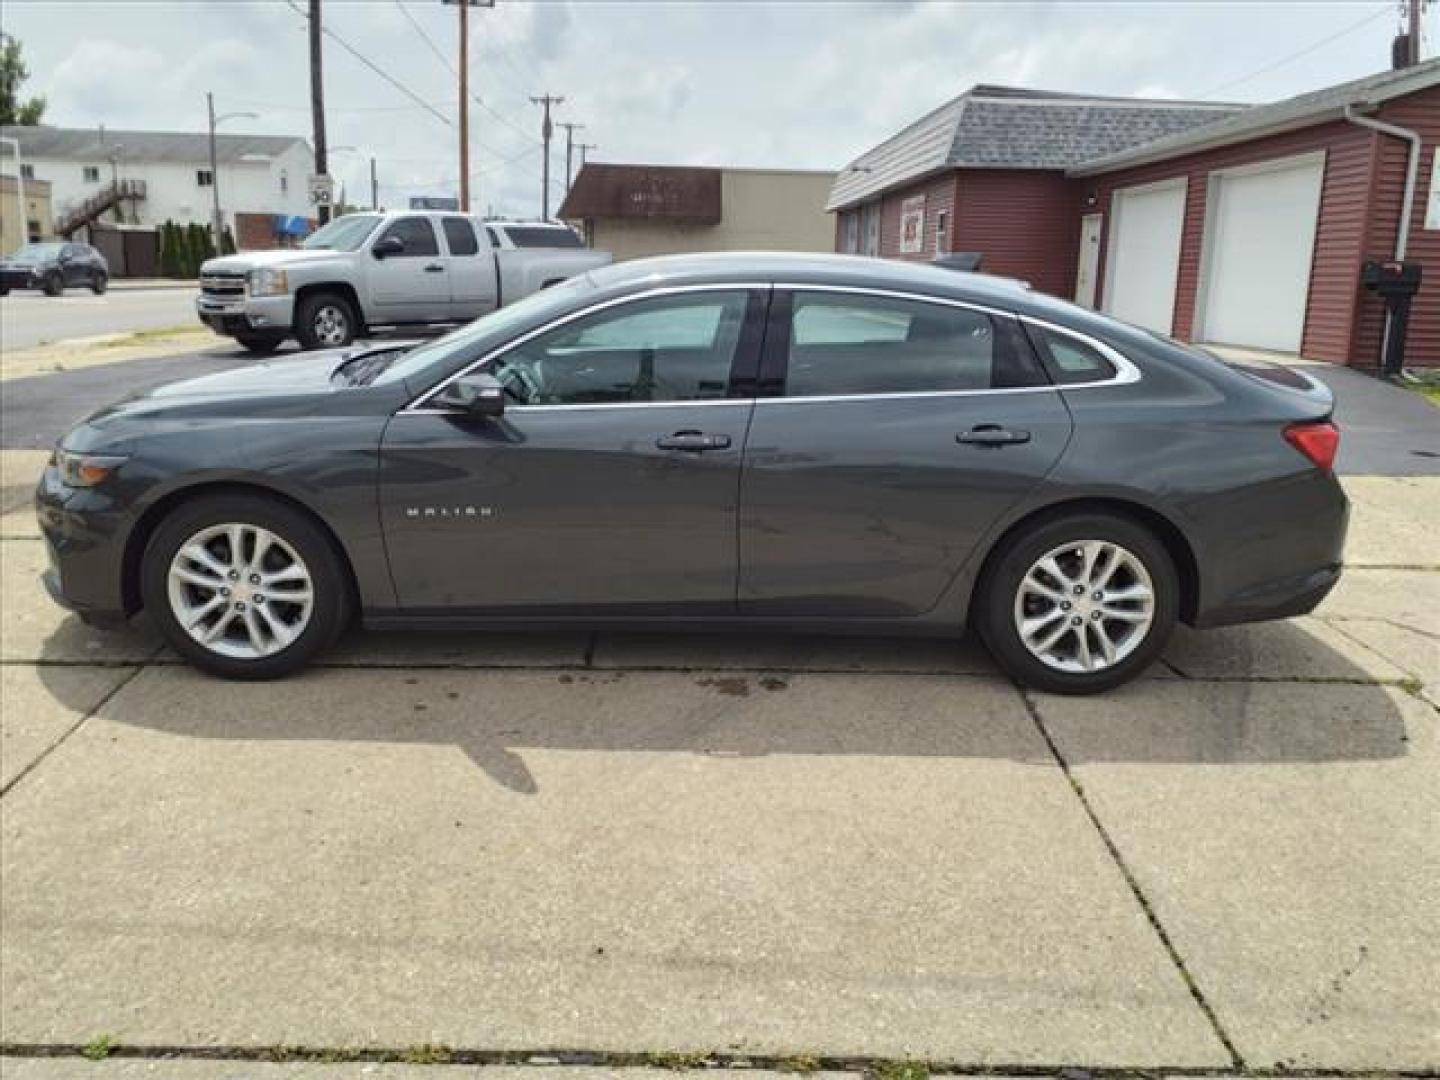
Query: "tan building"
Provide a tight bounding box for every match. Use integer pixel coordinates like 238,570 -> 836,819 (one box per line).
558,164 -> 835,261
0,173 -> 54,254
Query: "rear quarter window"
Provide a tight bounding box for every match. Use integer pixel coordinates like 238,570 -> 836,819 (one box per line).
1028,325 -> 1118,385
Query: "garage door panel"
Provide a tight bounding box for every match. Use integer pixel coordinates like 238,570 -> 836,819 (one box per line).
1199,156 -> 1325,353
1104,182 -> 1186,335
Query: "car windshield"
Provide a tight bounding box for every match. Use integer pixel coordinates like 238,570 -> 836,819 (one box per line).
359,273 -> 599,387
302,214 -> 382,251
10,243 -> 64,261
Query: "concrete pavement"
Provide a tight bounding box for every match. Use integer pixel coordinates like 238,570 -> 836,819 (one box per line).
1,363 -> 1437,1072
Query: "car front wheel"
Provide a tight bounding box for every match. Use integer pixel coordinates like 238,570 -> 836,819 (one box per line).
294,291 -> 358,350
975,512 -> 1178,694
141,493 -> 352,679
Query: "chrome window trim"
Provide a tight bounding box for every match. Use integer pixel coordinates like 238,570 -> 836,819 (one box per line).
400,281 -> 1141,416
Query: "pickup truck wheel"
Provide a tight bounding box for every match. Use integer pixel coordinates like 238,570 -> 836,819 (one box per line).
236,332 -> 286,356
295,291 -> 358,350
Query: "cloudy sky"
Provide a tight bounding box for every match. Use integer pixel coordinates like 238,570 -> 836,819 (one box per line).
4,0 -> 1435,218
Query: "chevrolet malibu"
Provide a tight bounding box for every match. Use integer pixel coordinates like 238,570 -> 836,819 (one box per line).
37,253 -> 1347,693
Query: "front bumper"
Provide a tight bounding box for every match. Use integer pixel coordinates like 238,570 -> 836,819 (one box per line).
35,463 -> 132,624
1,268 -> 43,291
196,293 -> 295,336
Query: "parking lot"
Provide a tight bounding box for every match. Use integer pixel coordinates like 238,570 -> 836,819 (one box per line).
1,345 -> 1437,1074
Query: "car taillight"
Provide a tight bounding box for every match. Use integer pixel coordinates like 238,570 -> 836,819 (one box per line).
1284,420 -> 1340,471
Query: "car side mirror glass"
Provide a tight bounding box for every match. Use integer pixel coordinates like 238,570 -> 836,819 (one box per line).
434,373 -> 505,418
372,235 -> 404,259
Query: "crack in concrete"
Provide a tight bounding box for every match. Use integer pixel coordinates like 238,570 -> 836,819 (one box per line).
1017,689 -> 1246,1071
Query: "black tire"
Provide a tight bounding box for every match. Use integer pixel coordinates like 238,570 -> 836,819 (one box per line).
235,332 -> 286,356
974,511 -> 1178,695
141,493 -> 352,679
0,286 -> 9,297
90,271 -> 108,295
293,290 -> 359,350
43,272 -> 63,297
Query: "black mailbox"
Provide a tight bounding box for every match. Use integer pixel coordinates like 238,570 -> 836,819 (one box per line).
1360,260 -> 1423,376
932,252 -> 983,272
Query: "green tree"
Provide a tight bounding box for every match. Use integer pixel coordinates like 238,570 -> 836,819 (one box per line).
0,33 -> 46,126
175,222 -> 195,278
159,220 -> 182,278
220,225 -> 237,256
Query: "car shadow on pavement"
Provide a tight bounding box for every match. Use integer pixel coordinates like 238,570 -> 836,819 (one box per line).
35,618 -> 1413,794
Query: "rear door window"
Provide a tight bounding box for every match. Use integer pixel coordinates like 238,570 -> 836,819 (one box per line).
441,217 -> 480,256
782,291 -> 1042,396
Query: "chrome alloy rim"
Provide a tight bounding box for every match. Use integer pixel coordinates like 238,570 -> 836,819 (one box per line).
166,523 -> 314,659
312,303 -> 350,346
1013,540 -> 1155,674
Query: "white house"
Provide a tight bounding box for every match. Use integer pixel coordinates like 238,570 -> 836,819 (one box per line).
0,125 -> 313,243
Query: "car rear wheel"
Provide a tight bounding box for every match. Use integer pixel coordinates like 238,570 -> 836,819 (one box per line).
141,493 -> 352,679
294,291 -> 358,350
236,332 -> 287,356
90,271 -> 108,295
975,512 -> 1178,694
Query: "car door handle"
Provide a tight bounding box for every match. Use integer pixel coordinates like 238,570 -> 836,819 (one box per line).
656,431 -> 732,452
424,263 -> 446,273
957,424 -> 1031,447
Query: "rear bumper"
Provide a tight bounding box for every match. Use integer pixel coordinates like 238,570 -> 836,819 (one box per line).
1190,563 -> 1342,629
196,294 -> 294,336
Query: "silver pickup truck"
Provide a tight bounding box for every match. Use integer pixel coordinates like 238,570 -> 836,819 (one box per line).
196,212 -> 611,353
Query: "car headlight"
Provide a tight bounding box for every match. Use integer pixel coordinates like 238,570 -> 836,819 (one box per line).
53,449 -> 128,488
248,267 -> 289,297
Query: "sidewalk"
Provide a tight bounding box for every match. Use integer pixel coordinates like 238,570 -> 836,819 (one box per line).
107,278 -> 197,291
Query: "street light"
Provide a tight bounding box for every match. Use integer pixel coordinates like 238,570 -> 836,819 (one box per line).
207,92 -> 259,246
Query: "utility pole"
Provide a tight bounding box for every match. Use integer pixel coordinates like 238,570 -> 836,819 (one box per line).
577,142 -> 597,168
207,94 -> 258,245
445,0 -> 492,212
308,0 -> 329,224
370,156 -> 379,210
558,121 -> 584,193
529,93 -> 564,219
1406,0 -> 1423,64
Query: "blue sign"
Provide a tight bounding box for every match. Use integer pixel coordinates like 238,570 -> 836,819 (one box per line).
409,196 -> 460,211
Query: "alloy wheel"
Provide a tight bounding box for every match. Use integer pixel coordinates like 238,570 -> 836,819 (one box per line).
312,303 -> 350,346
166,522 -> 315,659
1012,539 -> 1155,674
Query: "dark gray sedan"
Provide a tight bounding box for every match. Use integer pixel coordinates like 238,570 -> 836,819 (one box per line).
37,253 -> 1347,692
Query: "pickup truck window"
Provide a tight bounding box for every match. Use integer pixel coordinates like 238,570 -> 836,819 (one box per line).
377,217 -> 440,257
502,226 -> 585,249
442,217 -> 480,257
303,214 -> 382,251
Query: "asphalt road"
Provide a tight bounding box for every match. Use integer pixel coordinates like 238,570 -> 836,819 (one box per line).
0,286 -> 198,351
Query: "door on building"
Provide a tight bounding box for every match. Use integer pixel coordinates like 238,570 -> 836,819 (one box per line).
1074,213 -> 1103,308
1195,153 -> 1325,353
1102,179 -> 1186,333
861,202 -> 880,256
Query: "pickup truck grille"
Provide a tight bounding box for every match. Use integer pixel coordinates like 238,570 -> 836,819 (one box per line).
200,272 -> 246,300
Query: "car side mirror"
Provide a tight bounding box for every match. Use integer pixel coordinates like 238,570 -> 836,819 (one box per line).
434,373 -> 505,418
372,235 -> 404,259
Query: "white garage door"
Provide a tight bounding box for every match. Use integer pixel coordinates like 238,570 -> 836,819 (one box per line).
1198,153 -> 1325,353
1104,180 -> 1186,334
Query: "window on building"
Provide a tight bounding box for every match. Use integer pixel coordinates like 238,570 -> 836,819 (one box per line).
935,210 -> 949,255
441,217 -> 479,256
375,216 -> 439,257
26,219 -> 41,242
19,163 -> 34,180
196,169 -> 214,187
1029,326 -> 1117,385
490,291 -> 750,405
785,291 -> 1040,396
82,165 -> 100,183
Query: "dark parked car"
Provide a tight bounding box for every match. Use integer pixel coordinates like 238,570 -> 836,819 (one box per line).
0,241 -> 109,296
36,253 -> 1347,692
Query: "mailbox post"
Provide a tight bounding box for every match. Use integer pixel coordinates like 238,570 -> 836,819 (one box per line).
1361,260 -> 1423,377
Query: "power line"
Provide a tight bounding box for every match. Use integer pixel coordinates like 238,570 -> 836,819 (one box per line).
394,0 -> 455,74
1198,4 -> 1393,98
227,97 -> 451,114
283,0 -> 452,128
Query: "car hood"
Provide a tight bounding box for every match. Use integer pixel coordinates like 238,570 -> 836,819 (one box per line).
0,257 -> 51,269
201,249 -> 341,273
